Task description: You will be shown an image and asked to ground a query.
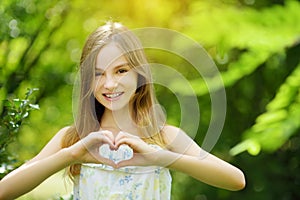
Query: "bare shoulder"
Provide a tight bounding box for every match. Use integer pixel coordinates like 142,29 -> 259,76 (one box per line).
45,126 -> 71,148
162,125 -> 183,140
162,125 -> 191,148
27,126 -> 71,163
46,126 -> 72,149
161,125 -> 202,155
54,126 -> 72,140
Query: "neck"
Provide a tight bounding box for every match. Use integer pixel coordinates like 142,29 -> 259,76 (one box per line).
100,108 -> 138,136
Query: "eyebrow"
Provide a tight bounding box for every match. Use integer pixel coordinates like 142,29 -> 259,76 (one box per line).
95,62 -> 130,71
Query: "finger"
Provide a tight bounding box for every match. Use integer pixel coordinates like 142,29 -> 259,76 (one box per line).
114,137 -> 135,150
115,132 -> 141,148
115,154 -> 144,168
99,130 -> 115,143
98,157 -> 117,168
99,130 -> 116,149
114,131 -> 127,142
100,136 -> 115,148
90,130 -> 114,145
84,132 -> 115,150
86,144 -> 117,167
115,159 -> 132,168
115,131 -> 139,141
88,152 -> 117,168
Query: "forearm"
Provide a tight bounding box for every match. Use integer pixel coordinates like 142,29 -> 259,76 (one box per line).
0,148 -> 73,200
160,150 -> 245,191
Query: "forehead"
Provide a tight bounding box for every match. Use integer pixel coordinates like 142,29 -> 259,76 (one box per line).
96,42 -> 128,70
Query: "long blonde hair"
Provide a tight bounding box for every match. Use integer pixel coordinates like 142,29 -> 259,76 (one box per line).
61,22 -> 166,177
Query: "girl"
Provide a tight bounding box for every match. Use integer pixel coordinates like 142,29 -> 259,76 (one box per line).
0,22 -> 245,200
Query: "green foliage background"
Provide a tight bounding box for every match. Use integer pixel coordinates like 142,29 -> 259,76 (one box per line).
1,0 -> 300,199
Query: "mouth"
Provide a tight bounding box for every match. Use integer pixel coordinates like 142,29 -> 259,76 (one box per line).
102,92 -> 124,100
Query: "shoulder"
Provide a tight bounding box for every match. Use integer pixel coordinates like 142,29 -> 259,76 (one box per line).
161,125 -> 202,155
162,125 -> 186,139
28,126 -> 72,163
52,126 -> 72,144
161,125 -> 181,137
56,126 -> 72,136
161,125 -> 189,149
43,125 -> 72,150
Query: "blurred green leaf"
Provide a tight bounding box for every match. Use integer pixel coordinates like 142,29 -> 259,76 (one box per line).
231,64 -> 300,154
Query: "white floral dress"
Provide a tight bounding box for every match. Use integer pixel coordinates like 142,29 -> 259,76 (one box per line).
73,144 -> 172,200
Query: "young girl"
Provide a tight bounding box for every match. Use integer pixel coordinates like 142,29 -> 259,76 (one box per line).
0,22 -> 245,200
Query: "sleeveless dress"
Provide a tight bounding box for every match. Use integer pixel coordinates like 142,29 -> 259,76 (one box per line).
73,144 -> 172,200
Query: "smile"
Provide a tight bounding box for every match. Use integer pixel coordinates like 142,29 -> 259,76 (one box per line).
103,92 -> 124,99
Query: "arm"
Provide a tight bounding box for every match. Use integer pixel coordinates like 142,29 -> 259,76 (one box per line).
161,148 -> 245,191
0,148 -> 73,200
115,126 -> 245,191
0,128 -> 116,200
0,127 -> 70,200
161,125 -> 246,191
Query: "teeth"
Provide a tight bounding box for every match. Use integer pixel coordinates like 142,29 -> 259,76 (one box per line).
104,93 -> 122,98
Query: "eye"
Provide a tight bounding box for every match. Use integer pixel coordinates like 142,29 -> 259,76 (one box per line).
117,68 -> 128,74
95,71 -> 103,77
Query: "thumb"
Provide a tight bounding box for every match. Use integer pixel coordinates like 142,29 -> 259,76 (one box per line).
115,158 -> 134,168
98,156 -> 118,168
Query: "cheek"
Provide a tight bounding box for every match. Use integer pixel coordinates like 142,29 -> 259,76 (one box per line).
129,75 -> 138,92
93,78 -> 103,91
120,73 -> 138,91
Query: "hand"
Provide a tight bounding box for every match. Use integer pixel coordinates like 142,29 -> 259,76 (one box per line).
114,131 -> 162,168
67,130 -> 117,167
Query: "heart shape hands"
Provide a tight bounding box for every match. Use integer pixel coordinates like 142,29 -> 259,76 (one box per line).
99,143 -> 133,164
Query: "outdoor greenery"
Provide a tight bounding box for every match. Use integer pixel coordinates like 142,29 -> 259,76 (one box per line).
1,0 -> 300,199
0,88 -> 39,179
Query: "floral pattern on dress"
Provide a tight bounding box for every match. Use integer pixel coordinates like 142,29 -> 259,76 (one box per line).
73,144 -> 172,200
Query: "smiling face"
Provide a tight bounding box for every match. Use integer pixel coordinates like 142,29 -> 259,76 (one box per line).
94,42 -> 138,112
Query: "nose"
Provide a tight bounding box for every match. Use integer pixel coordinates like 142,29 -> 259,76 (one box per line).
103,75 -> 118,90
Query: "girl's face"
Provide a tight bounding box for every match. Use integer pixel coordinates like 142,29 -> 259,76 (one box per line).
94,42 -> 138,112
